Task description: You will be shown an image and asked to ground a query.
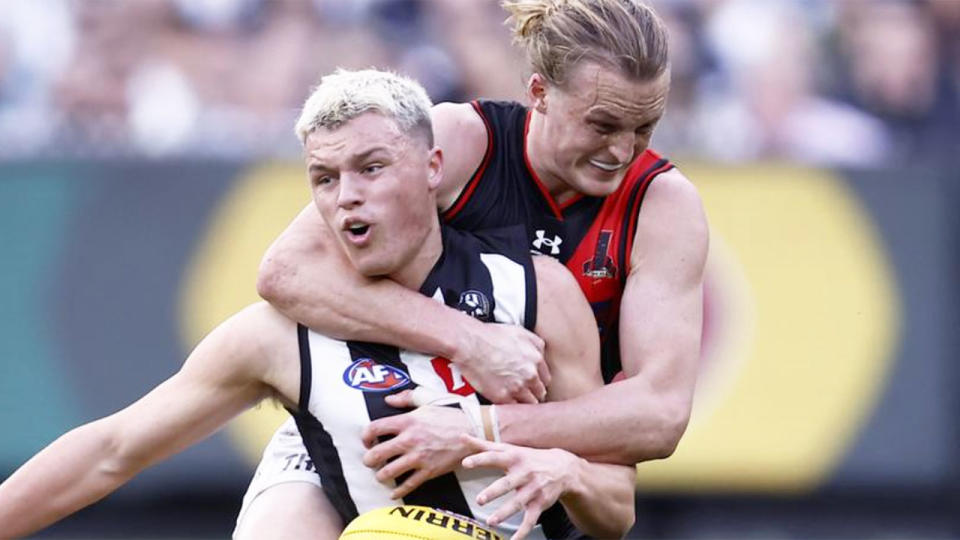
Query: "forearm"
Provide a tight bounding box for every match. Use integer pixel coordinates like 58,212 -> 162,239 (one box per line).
496,374 -> 688,464
261,208 -> 548,404
258,206 -> 469,359
560,460 -> 636,538
0,305 -> 282,537
0,420 -> 136,537
302,277 -> 479,360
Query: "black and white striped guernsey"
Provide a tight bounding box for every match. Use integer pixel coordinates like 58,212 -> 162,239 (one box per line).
288,225 -> 583,539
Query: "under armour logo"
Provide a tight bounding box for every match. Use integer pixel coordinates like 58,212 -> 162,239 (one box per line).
532,230 -> 563,255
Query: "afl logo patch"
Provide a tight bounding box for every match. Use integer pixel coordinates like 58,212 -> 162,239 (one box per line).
458,290 -> 492,321
343,358 -> 411,392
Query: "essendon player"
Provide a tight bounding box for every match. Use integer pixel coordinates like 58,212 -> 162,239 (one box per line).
0,70 -> 635,540
439,100 -> 679,383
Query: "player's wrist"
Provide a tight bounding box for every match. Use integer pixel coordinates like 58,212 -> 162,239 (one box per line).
446,314 -> 484,368
558,452 -> 590,500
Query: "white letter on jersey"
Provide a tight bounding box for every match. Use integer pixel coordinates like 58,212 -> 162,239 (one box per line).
448,364 -> 467,392
353,365 -> 389,385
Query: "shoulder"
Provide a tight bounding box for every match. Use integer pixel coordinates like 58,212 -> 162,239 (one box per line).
432,101 -> 485,134
228,302 -> 297,344
631,167 -> 709,277
215,302 -> 299,380
645,167 -> 704,215
432,101 -> 490,208
431,102 -> 488,156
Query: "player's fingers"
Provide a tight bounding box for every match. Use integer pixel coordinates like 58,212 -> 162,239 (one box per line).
462,448 -> 514,472
529,331 -> 545,352
383,389 -> 415,408
463,451 -> 511,471
514,387 -> 538,405
391,468 -> 432,499
528,377 -> 548,403
408,386 -> 458,407
487,495 -> 523,527
490,389 -> 518,405
475,473 -> 519,505
362,437 -> 406,469
489,485 -> 538,526
511,504 -> 543,540
361,415 -> 408,449
374,452 -> 421,483
536,358 -> 552,390
459,433 -> 499,454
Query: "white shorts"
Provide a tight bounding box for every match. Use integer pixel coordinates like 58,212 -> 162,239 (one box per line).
233,416 -> 322,533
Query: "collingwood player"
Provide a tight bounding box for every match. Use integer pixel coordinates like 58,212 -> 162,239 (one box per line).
0,69 -> 635,540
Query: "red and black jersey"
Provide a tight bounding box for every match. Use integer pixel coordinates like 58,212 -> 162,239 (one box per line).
442,100 -> 675,382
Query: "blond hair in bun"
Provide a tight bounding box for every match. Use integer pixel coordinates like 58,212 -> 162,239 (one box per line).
502,0 -> 669,86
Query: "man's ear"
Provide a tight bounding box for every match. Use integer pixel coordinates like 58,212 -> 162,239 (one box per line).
526,73 -> 549,114
426,146 -> 443,191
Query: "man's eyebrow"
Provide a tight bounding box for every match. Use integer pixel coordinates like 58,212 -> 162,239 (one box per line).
307,146 -> 391,174
588,108 -> 663,128
587,109 -> 621,121
353,146 -> 390,162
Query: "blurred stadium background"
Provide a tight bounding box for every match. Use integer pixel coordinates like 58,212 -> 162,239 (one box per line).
1,0 -> 958,538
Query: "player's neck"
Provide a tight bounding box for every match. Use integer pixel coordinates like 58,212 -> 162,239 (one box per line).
388,220 -> 443,291
525,112 -> 578,204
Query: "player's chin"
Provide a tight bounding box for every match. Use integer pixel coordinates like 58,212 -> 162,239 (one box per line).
574,167 -> 625,197
353,254 -> 395,279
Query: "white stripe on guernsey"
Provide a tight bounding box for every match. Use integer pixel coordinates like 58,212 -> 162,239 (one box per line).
305,332 -> 397,513
480,253 -> 527,327
400,349 -> 448,394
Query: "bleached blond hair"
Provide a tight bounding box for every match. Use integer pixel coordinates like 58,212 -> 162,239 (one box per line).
295,68 -> 434,146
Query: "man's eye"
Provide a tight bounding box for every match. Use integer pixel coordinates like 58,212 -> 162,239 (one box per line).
635,123 -> 655,135
315,175 -> 332,186
363,164 -> 383,174
592,122 -> 617,135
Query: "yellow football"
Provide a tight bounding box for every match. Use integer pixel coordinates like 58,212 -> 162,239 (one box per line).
339,505 -> 504,540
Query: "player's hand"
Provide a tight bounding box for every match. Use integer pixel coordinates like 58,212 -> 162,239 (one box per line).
453,320 -> 549,404
361,397 -> 475,498
460,434 -> 581,540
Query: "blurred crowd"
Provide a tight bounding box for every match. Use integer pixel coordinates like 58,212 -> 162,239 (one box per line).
1,0 -> 958,165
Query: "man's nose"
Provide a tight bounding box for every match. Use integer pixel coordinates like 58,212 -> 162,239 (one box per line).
337,174 -> 364,209
609,131 -> 636,164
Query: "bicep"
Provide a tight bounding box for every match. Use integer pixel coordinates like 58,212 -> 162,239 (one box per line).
108,306 -> 279,468
620,170 -> 708,392
107,376 -> 253,468
533,256 -> 602,401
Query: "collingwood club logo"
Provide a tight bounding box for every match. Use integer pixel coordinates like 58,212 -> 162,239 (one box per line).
458,290 -> 492,321
532,229 -> 562,255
